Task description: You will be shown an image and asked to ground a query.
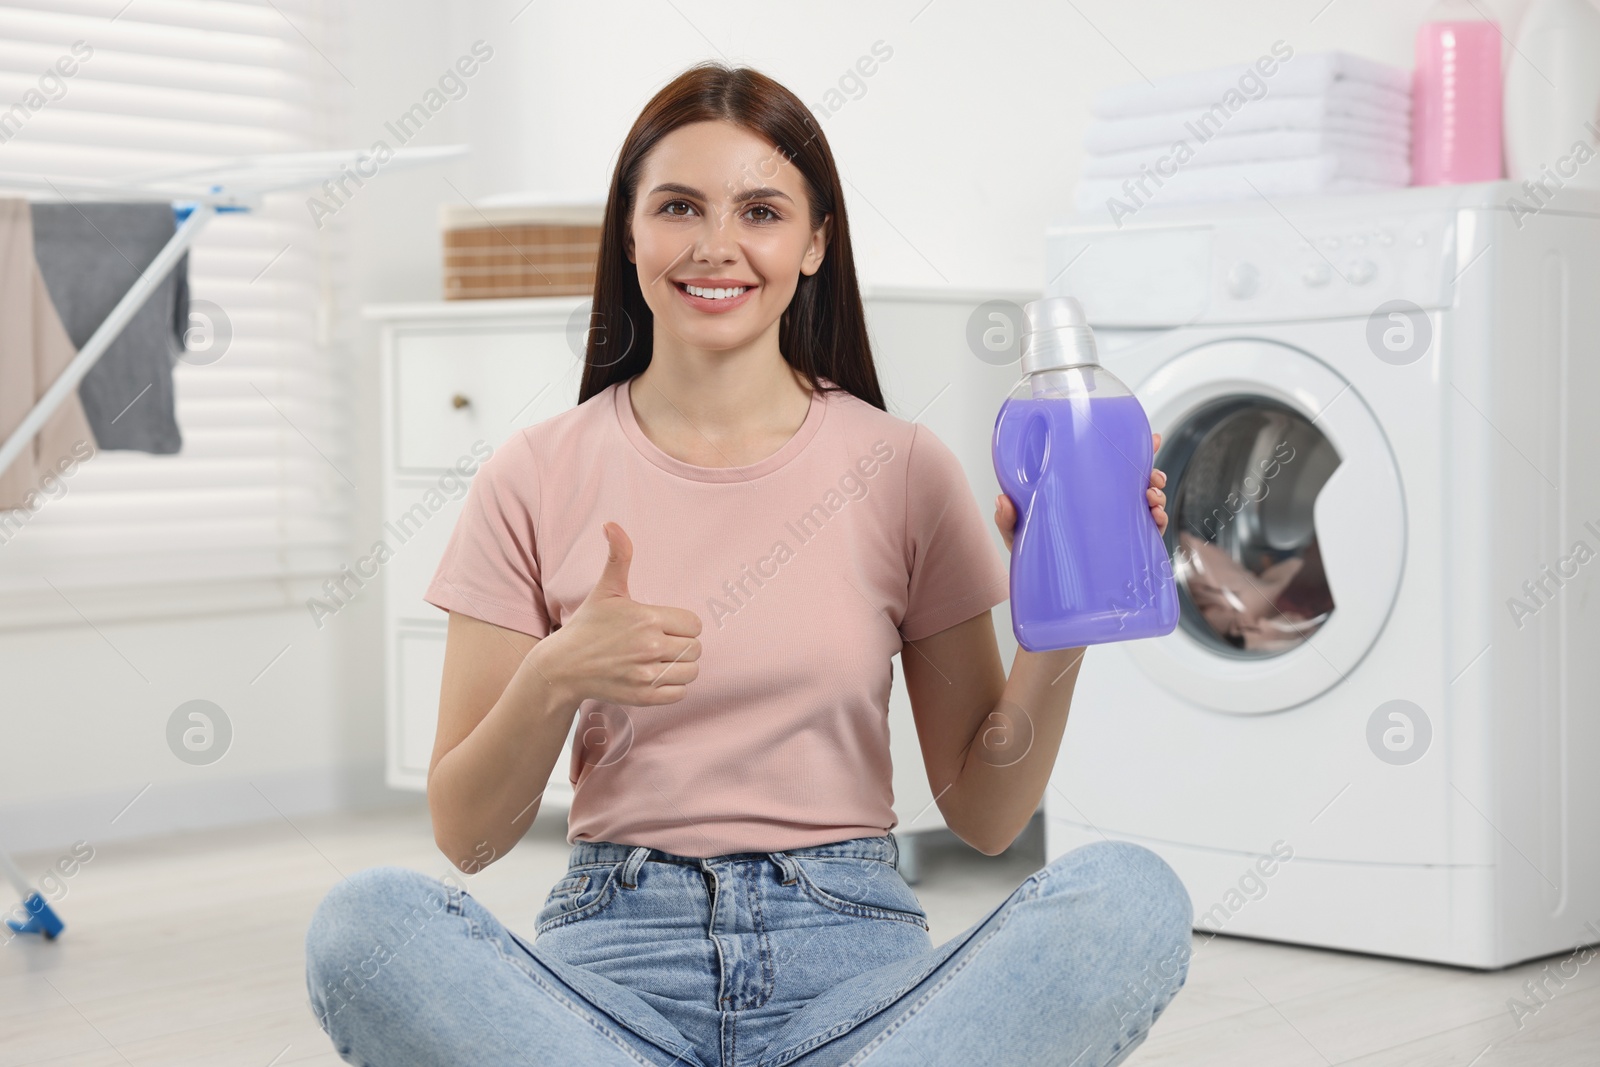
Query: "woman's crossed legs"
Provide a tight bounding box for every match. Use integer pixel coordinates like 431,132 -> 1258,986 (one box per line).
304,838 -> 1192,1066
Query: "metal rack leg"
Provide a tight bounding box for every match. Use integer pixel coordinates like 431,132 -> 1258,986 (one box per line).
1,846 -> 64,940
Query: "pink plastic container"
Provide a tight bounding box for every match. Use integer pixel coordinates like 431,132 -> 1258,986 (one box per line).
1412,8 -> 1504,184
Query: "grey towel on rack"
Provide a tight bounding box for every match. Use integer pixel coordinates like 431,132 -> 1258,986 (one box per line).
31,201 -> 189,454
0,199 -> 98,512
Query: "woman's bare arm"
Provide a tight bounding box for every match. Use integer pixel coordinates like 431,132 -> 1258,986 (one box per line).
426,611 -> 582,872
903,433 -> 1171,855
425,522 -> 702,873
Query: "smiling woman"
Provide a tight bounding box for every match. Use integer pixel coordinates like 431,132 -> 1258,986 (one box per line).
305,60 -> 1192,1067
578,64 -> 878,418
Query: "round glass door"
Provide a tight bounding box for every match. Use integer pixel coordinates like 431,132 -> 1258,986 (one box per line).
1159,396 -> 1341,659
1122,338 -> 1405,714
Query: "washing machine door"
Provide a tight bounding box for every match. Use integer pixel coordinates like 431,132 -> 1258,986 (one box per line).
1127,339 -> 1405,713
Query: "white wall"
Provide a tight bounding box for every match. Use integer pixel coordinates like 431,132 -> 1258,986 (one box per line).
1,0 -> 1539,857
344,0 -> 1535,300
0,605 -> 391,855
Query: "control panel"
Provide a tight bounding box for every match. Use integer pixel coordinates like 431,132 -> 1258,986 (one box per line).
1045,202 -> 1461,328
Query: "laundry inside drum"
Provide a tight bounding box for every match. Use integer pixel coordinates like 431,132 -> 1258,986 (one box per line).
1159,396 -> 1341,659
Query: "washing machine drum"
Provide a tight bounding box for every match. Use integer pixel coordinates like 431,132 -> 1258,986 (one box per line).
1129,340 -> 1406,714
1164,397 -> 1341,658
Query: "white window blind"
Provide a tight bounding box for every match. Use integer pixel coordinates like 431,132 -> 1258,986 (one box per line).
0,0 -> 351,622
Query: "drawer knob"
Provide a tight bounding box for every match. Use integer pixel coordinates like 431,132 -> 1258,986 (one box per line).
451,393 -> 471,409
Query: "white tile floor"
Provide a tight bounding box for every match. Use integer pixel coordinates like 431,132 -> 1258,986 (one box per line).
1,803 -> 1594,1065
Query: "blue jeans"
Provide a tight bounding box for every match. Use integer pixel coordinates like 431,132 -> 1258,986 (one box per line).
304,833 -> 1192,1066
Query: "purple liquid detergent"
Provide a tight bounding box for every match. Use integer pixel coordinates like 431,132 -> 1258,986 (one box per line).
992,297 -> 1179,651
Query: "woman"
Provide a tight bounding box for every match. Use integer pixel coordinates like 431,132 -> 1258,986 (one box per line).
305,61 -> 1191,1066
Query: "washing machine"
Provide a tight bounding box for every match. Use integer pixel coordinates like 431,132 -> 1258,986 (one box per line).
1040,179 -> 1600,969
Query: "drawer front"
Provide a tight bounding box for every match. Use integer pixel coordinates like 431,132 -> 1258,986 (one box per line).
394,327 -> 579,472
394,628 -> 447,779
386,481 -> 471,627
389,626 -> 585,809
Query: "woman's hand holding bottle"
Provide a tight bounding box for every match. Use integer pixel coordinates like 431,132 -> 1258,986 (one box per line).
993,432 -> 1168,553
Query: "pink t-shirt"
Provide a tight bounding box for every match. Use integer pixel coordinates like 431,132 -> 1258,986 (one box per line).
423,373 -> 1010,858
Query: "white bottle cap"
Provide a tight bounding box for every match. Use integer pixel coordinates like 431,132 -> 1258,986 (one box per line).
1021,296 -> 1099,374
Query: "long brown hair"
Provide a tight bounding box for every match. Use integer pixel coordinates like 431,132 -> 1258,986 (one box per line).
578,61 -> 885,411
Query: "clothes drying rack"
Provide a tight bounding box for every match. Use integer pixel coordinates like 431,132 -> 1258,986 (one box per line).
0,144 -> 466,941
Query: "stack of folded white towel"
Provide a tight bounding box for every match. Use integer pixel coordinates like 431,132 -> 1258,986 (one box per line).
1074,51 -> 1412,219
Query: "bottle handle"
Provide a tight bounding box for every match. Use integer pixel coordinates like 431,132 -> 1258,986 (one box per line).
992,403 -> 1030,502
993,404 -> 1046,530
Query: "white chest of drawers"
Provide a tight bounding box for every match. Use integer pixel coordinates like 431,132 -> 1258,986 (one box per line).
370,296 -> 589,813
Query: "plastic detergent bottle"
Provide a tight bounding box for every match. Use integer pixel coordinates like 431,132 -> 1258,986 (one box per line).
1412,0 -> 1504,185
992,296 -> 1179,651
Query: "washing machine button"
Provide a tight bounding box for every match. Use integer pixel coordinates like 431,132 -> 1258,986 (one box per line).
1348,259 -> 1377,285
1226,261 -> 1260,299
1302,263 -> 1332,287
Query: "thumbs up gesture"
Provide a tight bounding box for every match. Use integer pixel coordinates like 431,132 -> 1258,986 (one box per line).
546,522 -> 702,707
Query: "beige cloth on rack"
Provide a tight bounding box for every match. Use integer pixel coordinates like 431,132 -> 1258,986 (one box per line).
0,197 -> 97,512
